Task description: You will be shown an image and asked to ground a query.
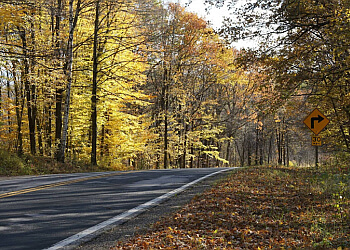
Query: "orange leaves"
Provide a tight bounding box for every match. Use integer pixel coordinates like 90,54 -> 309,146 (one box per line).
113,167 -> 349,249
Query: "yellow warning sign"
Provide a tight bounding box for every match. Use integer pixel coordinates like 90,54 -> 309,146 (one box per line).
303,108 -> 329,135
312,136 -> 322,146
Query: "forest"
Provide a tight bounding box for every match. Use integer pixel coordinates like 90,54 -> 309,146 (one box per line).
0,0 -> 349,173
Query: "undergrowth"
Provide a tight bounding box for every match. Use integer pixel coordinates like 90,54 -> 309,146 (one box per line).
0,149 -> 111,176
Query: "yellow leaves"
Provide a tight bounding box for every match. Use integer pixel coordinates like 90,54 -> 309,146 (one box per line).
347,9 -> 350,21
166,234 -> 174,239
0,4 -> 26,27
60,2 -> 153,166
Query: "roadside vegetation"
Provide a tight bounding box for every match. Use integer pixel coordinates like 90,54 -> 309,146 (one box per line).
113,165 -> 350,249
1,0 -> 350,173
0,149 -> 108,176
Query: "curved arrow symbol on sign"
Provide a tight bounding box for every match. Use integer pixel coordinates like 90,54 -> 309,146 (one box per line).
311,115 -> 324,129
303,108 -> 329,135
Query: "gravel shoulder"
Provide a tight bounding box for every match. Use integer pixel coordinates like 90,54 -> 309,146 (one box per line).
75,170 -> 234,250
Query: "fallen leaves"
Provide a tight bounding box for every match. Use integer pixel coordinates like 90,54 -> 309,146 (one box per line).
113,166 -> 350,249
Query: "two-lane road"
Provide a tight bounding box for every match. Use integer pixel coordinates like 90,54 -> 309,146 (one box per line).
0,168 -> 230,250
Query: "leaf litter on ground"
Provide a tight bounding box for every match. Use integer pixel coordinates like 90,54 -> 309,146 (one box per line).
113,166 -> 350,249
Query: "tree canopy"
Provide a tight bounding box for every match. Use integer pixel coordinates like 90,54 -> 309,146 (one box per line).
0,0 -> 348,172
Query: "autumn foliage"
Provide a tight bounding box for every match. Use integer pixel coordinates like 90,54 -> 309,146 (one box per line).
113,166 -> 350,249
1,0 -> 350,174
0,0 -> 260,172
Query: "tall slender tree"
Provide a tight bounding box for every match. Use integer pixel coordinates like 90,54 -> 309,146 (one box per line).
56,0 -> 82,162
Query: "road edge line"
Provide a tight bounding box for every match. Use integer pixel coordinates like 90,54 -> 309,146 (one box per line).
44,168 -> 233,250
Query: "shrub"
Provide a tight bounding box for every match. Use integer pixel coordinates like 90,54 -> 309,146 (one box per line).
0,149 -> 28,176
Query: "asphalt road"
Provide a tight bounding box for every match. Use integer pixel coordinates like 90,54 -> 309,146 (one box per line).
0,168 -> 230,250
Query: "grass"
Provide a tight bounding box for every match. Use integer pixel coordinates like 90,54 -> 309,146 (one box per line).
112,165 -> 350,249
0,149 -> 110,176
0,149 -> 26,176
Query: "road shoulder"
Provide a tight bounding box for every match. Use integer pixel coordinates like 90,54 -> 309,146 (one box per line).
75,169 -> 234,250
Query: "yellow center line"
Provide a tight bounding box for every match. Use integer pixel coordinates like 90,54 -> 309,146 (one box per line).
0,172 -> 126,199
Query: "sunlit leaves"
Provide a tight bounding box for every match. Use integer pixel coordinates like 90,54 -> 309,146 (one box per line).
0,0 -> 154,165
142,3 -> 250,168
113,166 -> 350,249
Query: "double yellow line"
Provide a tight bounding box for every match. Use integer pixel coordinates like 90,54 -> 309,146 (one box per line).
0,172 -> 124,199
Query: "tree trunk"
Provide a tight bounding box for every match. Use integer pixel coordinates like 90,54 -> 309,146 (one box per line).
91,0 -> 100,166
255,121 -> 259,165
55,89 -> 63,146
56,0 -> 81,162
13,68 -> 24,156
6,71 -> 12,134
45,99 -> 52,156
30,20 -> 38,155
226,140 -> 231,166
182,122 -> 187,168
286,131 -> 289,167
260,123 -> 264,165
36,116 -> 43,156
163,69 -> 169,169
282,118 -> 286,166
331,98 -> 350,152
267,134 -> 273,164
190,121 -> 194,168
235,140 -> 244,167
247,140 -> 252,166
276,123 -> 282,165
54,0 -> 63,152
0,74 -> 2,117
20,29 -> 36,155
164,106 -> 168,169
